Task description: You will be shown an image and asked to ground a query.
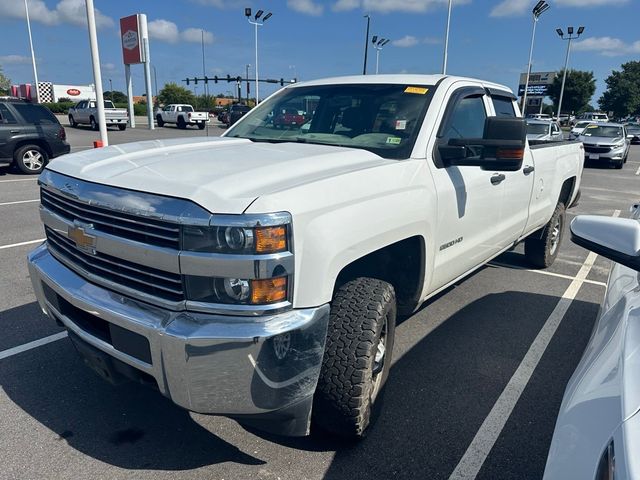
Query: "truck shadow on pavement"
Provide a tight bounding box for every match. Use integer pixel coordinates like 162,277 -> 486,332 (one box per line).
251,290 -> 599,480
1,290 -> 598,477
0,302 -> 265,471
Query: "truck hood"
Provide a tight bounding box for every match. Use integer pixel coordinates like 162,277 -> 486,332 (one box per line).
46,137 -> 391,214
580,135 -> 624,146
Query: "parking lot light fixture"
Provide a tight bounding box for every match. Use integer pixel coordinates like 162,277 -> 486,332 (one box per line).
372,37 -> 390,74
522,0 -> 550,114
442,0 -> 453,75
363,14 -> 371,75
556,26 -> 585,123
246,7 -> 272,105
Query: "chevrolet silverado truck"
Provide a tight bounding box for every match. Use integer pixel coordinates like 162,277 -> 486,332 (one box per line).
156,104 -> 209,129
28,75 -> 584,439
68,100 -> 129,131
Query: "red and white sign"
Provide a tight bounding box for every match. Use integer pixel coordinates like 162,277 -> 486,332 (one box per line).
66,88 -> 81,96
120,15 -> 144,65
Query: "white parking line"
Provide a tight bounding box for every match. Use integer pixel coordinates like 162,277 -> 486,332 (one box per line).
488,262 -> 607,287
0,332 -> 68,361
0,178 -> 38,183
449,209 -> 620,480
635,165 -> 640,176
0,239 -> 45,250
0,199 -> 39,207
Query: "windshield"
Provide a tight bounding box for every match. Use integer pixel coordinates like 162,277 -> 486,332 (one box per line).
225,83 -> 435,160
574,121 -> 591,129
581,125 -> 622,138
526,123 -> 549,135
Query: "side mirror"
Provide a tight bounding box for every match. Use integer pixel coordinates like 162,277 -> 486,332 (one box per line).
439,117 -> 526,171
570,215 -> 640,272
628,134 -> 634,139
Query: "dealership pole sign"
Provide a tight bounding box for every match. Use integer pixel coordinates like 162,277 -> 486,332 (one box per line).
518,71 -> 556,97
120,15 -> 145,64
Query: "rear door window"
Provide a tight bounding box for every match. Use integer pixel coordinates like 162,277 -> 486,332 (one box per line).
12,104 -> 58,125
492,96 -> 516,117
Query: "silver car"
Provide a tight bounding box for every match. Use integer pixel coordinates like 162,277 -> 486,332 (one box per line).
570,120 -> 593,140
579,122 -> 630,169
526,119 -> 563,142
544,206 -> 640,479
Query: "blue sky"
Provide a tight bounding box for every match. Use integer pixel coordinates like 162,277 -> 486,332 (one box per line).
1,0 -> 639,103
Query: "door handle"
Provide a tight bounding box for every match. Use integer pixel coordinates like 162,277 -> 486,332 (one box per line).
491,173 -> 506,185
9,130 -> 20,133
523,165 -> 535,175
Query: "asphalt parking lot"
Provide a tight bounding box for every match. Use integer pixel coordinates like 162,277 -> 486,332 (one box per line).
0,124 -> 638,479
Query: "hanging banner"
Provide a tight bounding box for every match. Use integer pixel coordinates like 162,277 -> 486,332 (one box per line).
120,14 -> 144,65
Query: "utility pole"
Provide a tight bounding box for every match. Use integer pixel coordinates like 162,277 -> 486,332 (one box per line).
522,1 -> 550,114
363,14 -> 370,75
24,0 -> 40,103
442,0 -> 452,75
84,0 -> 108,145
556,26 -> 584,121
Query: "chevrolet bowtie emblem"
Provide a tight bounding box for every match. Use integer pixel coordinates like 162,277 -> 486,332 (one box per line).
68,222 -> 97,254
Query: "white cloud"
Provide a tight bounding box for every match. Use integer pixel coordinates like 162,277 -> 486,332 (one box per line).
288,0 -> 324,16
0,55 -> 32,64
148,19 -> 180,43
491,0 -> 629,17
573,37 -> 640,57
0,0 -> 113,28
181,28 -> 215,44
191,0 -> 245,8
392,35 -> 441,47
393,35 -> 419,48
101,63 -> 116,71
148,20 -> 215,45
332,0 -> 470,14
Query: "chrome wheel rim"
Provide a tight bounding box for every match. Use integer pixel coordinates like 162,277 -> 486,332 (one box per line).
371,315 -> 388,402
549,216 -> 562,256
22,150 -> 44,171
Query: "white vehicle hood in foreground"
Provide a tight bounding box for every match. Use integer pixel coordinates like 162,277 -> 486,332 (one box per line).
46,137 -> 391,214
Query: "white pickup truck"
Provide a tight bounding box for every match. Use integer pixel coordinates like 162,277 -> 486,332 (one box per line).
155,104 -> 209,129
68,100 -> 128,131
28,75 -> 583,439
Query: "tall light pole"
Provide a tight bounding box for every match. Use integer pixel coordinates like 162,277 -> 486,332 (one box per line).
522,1 -> 550,114
24,0 -> 40,103
363,14 -> 371,75
442,0 -> 453,75
201,29 -> 209,100
108,78 -> 113,101
245,7 -> 272,105
84,0 -> 108,145
556,26 -> 584,121
245,64 -> 251,104
371,36 -> 390,74
152,65 -> 158,106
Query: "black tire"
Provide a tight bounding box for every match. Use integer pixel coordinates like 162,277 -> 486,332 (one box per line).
197,122 -> 205,130
312,277 -> 396,438
117,124 -> 126,131
525,202 -> 565,268
177,116 -> 186,129
89,116 -> 98,131
614,159 -> 624,169
68,115 -> 77,127
156,115 -> 164,127
14,144 -> 48,174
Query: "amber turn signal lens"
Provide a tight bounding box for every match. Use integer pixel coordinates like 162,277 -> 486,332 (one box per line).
250,277 -> 287,304
255,226 -> 287,253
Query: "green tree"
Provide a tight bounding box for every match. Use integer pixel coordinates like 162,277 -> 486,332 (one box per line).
103,90 -> 128,103
599,61 -> 640,118
548,69 -> 596,114
0,66 -> 11,95
157,82 -> 195,106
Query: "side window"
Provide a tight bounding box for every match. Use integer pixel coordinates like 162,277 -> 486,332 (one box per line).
441,95 -> 487,143
177,106 -> 182,112
552,123 -> 560,134
0,104 -> 18,124
492,96 -> 516,117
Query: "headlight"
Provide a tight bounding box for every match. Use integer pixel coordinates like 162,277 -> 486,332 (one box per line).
182,213 -> 292,307
182,225 -> 288,254
613,141 -> 625,149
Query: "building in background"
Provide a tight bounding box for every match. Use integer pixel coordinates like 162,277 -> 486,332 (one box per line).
11,82 -> 96,102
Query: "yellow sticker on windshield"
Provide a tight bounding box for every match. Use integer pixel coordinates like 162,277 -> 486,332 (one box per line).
386,137 -> 402,145
586,124 -> 599,128
404,86 -> 429,95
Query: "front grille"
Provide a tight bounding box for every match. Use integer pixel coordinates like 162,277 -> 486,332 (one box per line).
583,145 -> 611,154
41,187 -> 180,250
45,226 -> 184,302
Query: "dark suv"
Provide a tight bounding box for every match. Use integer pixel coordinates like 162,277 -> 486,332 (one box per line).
0,98 -> 71,174
226,104 -> 251,127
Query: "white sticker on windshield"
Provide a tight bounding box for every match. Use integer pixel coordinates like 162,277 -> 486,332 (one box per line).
395,120 -> 407,130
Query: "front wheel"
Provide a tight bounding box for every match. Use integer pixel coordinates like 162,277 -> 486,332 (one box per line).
312,277 -> 396,439
117,124 -> 126,131
525,202 -> 565,268
14,144 -> 48,174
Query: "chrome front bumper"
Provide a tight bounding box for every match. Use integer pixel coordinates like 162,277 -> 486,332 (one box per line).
28,243 -> 329,435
